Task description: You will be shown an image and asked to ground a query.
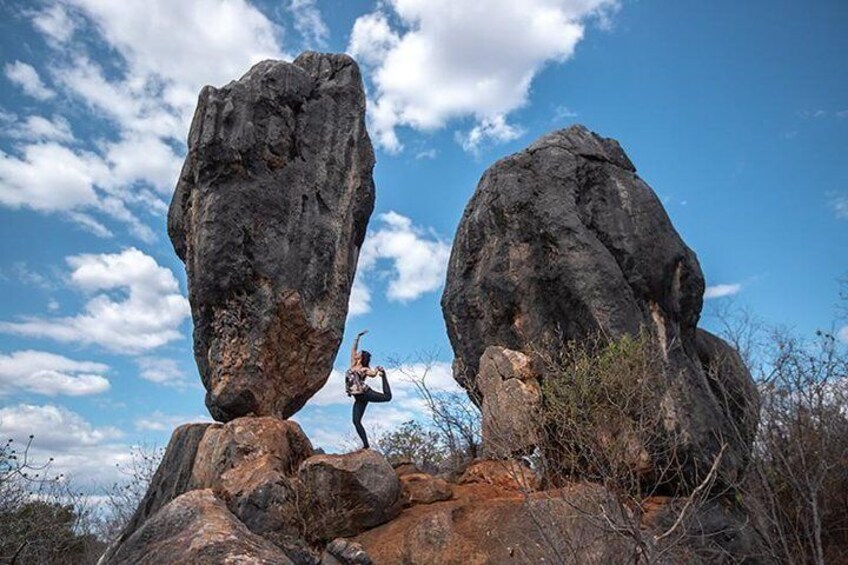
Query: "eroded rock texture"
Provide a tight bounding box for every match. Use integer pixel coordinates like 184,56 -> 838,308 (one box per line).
476,346 -> 541,458
442,125 -> 758,491
103,489 -> 293,565
298,449 -> 402,538
169,52 -> 375,421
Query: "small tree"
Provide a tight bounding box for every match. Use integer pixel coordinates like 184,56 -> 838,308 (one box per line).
375,420 -> 447,472
99,444 -> 164,543
0,436 -> 103,564
391,353 -> 482,470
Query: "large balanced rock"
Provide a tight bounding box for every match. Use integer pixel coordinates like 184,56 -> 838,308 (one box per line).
169,52 -> 376,421
103,489 -> 293,565
442,125 -> 758,491
298,449 -> 402,538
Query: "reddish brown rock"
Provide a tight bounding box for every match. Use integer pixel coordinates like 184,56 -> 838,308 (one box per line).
355,482 -> 632,564
191,416 -> 314,535
459,459 -> 541,492
400,473 -> 453,506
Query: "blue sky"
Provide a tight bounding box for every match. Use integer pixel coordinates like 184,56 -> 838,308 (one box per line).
0,0 -> 845,487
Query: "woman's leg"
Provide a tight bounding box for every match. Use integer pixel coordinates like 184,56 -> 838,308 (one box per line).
352,396 -> 369,448
363,372 -> 392,402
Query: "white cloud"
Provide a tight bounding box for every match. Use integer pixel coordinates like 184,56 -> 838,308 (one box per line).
456,114 -> 523,154
829,192 -> 848,219
348,0 -> 617,152
7,115 -> 74,143
0,248 -> 190,354
136,357 -> 189,388
415,148 -> 437,160
0,403 -> 129,484
135,410 -> 210,432
552,105 -> 578,121
0,142 -> 105,212
357,211 -> 451,304
32,4 -> 77,43
704,283 -> 743,299
0,1 -> 289,238
0,350 -> 110,396
838,326 -> 848,345
4,61 -> 56,100
289,0 -> 329,47
348,274 -> 372,317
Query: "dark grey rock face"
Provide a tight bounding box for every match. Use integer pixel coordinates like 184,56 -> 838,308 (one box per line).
169,52 -> 375,421
442,125 -> 758,491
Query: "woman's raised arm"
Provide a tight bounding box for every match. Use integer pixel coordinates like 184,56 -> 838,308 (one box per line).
350,329 -> 368,366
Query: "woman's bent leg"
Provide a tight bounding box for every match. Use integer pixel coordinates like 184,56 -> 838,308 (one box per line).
364,373 -> 392,403
352,396 -> 369,448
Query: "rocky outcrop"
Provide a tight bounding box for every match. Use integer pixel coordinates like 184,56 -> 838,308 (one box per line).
169,52 -> 375,422
458,459 -> 541,492
476,346 -> 541,457
104,489 -> 293,565
100,423 -> 216,562
442,125 -> 758,491
191,417 -> 313,535
355,482 -> 633,564
298,449 -> 402,538
400,473 -> 453,506
101,418 -> 313,564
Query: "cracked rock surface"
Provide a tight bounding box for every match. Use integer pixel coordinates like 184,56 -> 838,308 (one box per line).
168,52 -> 375,421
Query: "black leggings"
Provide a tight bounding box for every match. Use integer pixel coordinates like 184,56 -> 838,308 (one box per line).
352,373 -> 392,449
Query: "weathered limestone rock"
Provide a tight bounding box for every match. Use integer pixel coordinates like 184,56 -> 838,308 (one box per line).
640,495 -> 766,562
459,459 -> 541,492
192,417 -> 314,535
100,423 -> 217,562
169,52 -> 376,421
298,449 -> 402,538
400,473 -> 453,506
102,417 -> 314,562
320,538 -> 372,565
355,483 -> 633,564
476,346 -> 541,457
102,489 -> 293,565
442,125 -> 759,491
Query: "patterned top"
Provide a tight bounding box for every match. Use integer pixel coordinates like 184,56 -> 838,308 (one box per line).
345,368 -> 370,396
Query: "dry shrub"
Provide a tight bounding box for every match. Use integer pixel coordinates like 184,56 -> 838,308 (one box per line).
536,330 -> 672,496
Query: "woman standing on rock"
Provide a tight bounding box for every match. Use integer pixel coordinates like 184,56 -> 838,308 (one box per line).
346,330 -> 392,449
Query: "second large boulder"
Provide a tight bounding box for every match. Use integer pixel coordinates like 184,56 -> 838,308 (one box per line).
442,125 -> 758,491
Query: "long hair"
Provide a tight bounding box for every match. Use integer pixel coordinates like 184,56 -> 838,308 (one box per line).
360,350 -> 372,367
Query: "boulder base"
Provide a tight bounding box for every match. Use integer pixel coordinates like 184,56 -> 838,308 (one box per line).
102,489 -> 293,565
298,449 -> 402,538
